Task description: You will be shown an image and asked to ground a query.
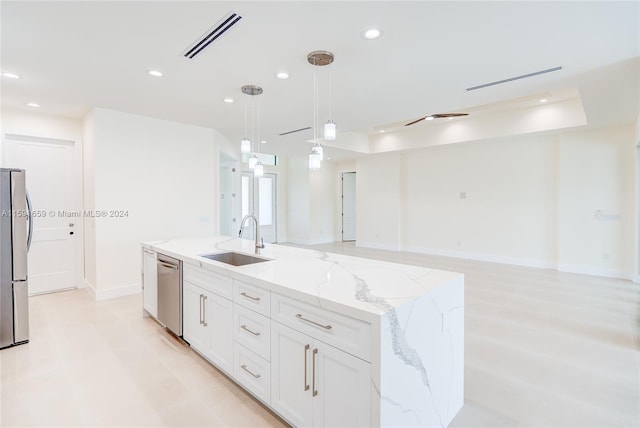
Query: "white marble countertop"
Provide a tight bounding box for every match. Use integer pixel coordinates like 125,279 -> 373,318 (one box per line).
143,237 -> 463,323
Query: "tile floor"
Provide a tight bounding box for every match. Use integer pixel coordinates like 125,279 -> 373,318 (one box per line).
1,242 -> 638,427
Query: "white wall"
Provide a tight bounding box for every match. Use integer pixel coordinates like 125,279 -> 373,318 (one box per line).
286,158 -> 310,244
86,108 -> 218,299
355,124 -> 637,279
309,162 -> 335,244
356,153 -> 403,250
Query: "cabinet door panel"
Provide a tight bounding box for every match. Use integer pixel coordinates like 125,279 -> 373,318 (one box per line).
183,282 -> 206,352
204,292 -> 234,374
142,249 -> 157,317
271,322 -> 313,427
312,342 -> 371,428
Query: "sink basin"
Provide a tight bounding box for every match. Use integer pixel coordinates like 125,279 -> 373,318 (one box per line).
199,252 -> 270,266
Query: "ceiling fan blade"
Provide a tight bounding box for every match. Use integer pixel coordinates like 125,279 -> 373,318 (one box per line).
431,113 -> 469,118
404,117 -> 426,126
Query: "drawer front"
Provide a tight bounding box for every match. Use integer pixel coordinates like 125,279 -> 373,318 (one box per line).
233,343 -> 271,405
233,304 -> 271,361
184,264 -> 232,299
233,280 -> 270,316
271,294 -> 371,362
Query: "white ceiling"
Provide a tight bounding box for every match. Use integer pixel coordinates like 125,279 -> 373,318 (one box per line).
1,1 -> 638,160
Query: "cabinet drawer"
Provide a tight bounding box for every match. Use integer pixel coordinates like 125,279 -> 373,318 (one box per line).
233,343 -> 270,405
233,304 -> 271,361
271,294 -> 371,362
184,264 -> 232,299
233,280 -> 270,316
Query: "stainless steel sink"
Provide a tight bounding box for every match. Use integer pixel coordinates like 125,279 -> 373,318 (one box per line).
199,252 -> 270,266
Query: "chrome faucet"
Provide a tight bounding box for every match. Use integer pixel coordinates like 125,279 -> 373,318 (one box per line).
238,214 -> 265,254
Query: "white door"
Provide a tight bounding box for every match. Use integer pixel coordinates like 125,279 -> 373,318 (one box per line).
2,134 -> 77,295
342,172 -> 356,241
241,171 -> 277,244
271,322 -> 313,427
203,292 -> 234,374
312,341 -> 371,427
183,282 -> 207,352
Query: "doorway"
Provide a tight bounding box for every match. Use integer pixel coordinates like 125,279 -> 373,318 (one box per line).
1,134 -> 79,295
342,172 -> 356,241
241,172 -> 278,244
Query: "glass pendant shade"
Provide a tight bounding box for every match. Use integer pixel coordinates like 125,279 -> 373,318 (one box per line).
248,154 -> 258,170
309,149 -> 321,170
241,138 -> 251,154
313,143 -> 324,161
254,162 -> 264,177
324,120 -> 336,141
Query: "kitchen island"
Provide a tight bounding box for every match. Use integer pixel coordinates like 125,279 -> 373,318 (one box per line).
142,237 -> 464,427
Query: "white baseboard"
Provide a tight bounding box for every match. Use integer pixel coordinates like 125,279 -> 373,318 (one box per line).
356,241 -> 402,252
557,263 -> 633,280
403,245 -> 556,270
634,274 -> 640,284
92,282 -> 141,301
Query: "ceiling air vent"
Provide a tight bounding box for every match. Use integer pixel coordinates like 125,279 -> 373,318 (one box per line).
183,11 -> 243,59
466,66 -> 563,91
279,127 -> 312,136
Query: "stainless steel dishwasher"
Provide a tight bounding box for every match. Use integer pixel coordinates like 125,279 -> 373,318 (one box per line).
157,253 -> 182,336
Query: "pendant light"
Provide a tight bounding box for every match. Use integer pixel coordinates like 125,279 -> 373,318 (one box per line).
241,84 -> 264,176
324,59 -> 336,141
309,147 -> 321,170
307,50 -> 335,170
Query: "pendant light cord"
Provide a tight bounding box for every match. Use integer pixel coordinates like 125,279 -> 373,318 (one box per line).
328,62 -> 332,120
257,98 -> 261,155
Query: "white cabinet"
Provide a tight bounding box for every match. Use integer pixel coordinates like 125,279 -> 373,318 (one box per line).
142,248 -> 157,318
182,266 -> 234,375
183,281 -> 207,351
271,321 -> 371,427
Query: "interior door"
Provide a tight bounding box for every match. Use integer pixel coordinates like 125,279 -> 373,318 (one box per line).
241,171 -> 277,244
342,172 -> 356,241
1,134 -> 77,295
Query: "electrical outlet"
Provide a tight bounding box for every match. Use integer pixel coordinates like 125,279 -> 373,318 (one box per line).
457,240 -> 461,246
460,192 -> 466,199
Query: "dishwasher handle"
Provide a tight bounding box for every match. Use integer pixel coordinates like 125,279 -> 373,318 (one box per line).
158,261 -> 179,270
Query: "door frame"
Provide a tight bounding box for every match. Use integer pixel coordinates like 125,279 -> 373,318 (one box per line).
1,131 -> 84,292
341,171 -> 356,242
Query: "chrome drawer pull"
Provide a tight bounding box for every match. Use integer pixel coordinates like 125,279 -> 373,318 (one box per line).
240,364 -> 261,379
295,314 -> 332,330
241,324 -> 261,336
240,292 -> 260,302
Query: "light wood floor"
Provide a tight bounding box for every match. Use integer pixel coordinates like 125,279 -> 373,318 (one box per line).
1,242 -> 638,427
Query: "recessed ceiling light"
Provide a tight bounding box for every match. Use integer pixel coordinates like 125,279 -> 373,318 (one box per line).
539,98 -> 548,103
448,117 -> 454,120
379,130 -> 385,133
276,72 -> 290,80
425,116 -> 434,121
362,28 -> 381,40
148,70 -> 163,77
261,140 -> 267,144
2,72 -> 21,79
223,98 -> 234,103
26,102 -> 40,108
327,157 -> 331,160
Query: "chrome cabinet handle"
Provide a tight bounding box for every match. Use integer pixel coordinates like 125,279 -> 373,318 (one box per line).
240,292 -> 260,302
240,364 -> 261,379
202,295 -> 207,327
304,344 -> 310,391
312,348 -> 318,397
296,314 -> 332,330
240,324 -> 261,336
199,294 -> 204,325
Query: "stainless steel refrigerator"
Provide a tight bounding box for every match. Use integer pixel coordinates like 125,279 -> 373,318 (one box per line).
0,168 -> 32,349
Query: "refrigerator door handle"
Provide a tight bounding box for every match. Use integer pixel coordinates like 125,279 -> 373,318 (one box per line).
26,190 -> 33,252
